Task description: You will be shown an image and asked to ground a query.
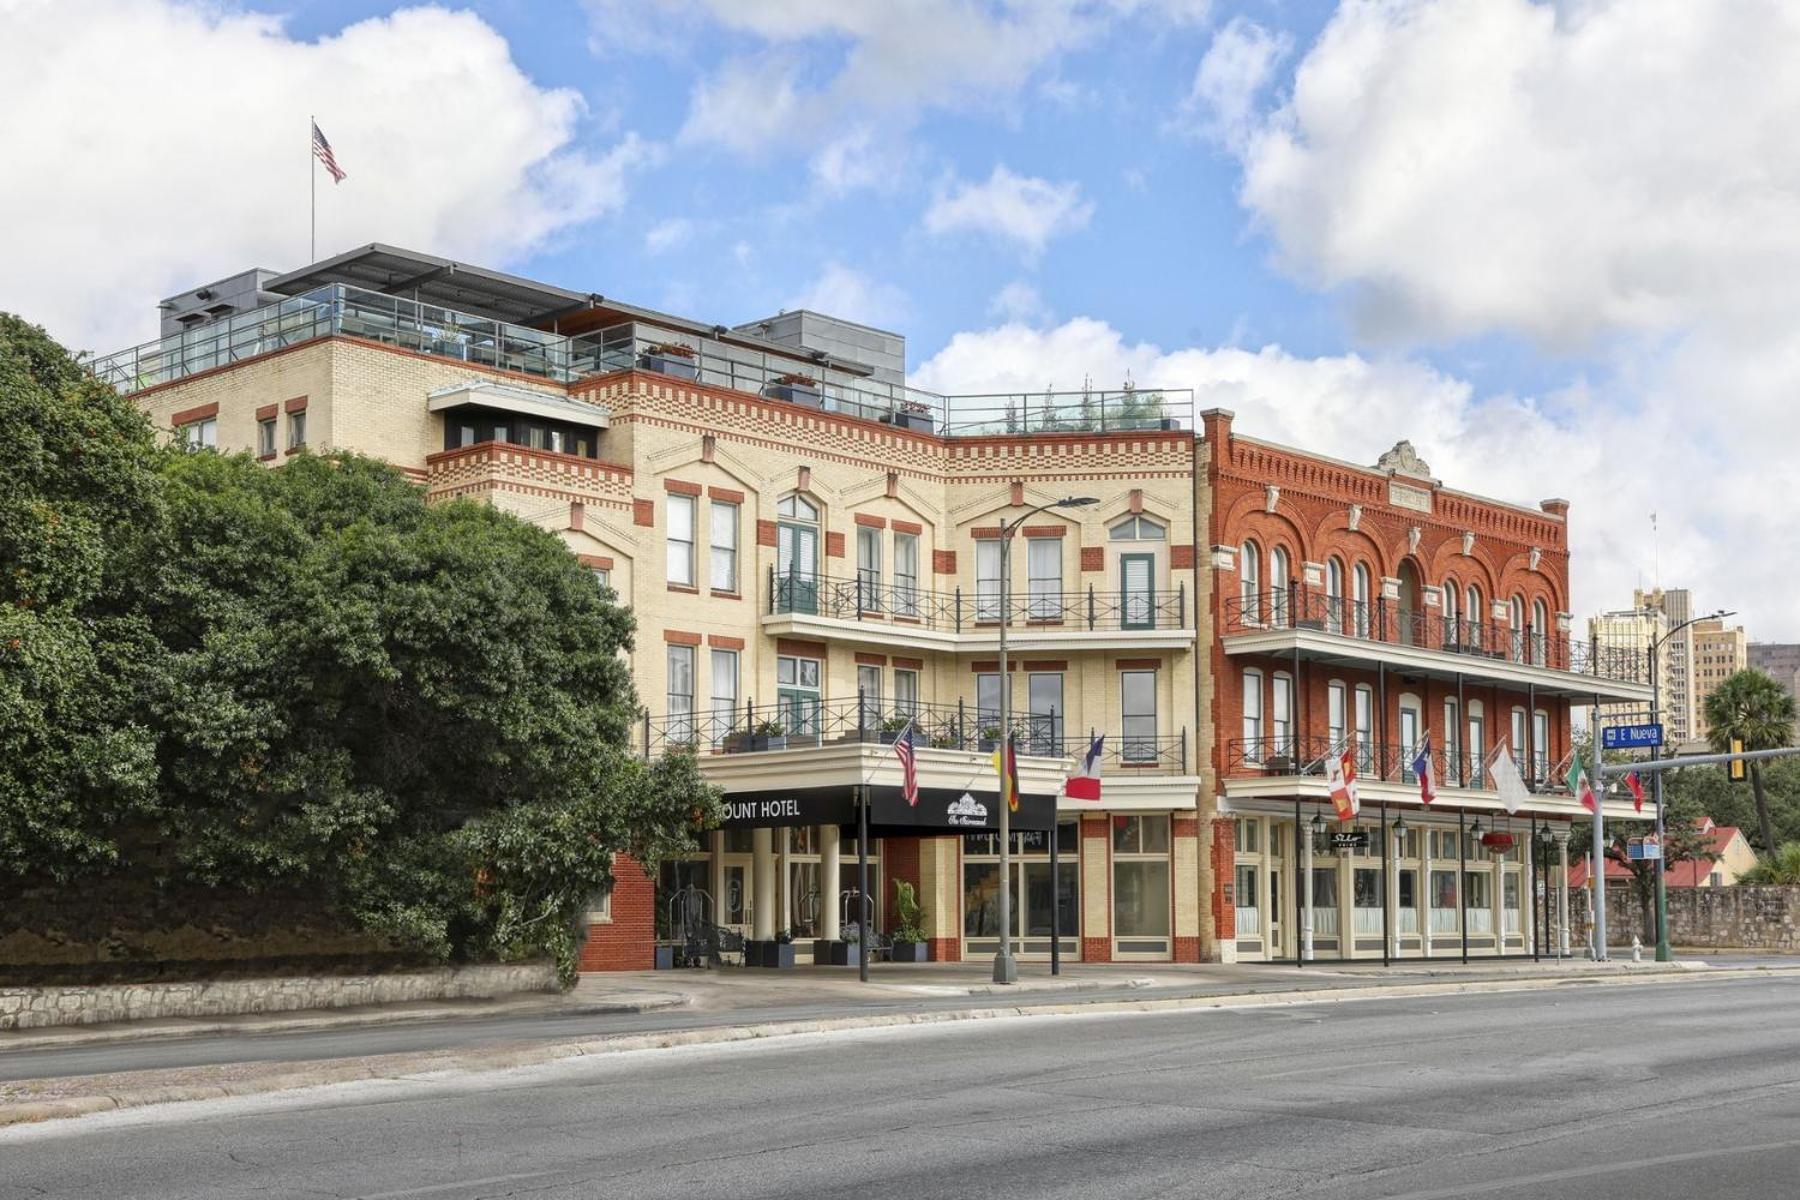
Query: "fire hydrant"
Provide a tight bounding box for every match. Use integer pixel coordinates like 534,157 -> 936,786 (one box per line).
1631,936 -> 1643,962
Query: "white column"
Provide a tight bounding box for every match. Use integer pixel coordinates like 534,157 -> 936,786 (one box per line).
821,824 -> 842,942
1557,833 -> 1572,958
1389,826 -> 1402,959
752,827 -> 775,942
1301,823 -> 1315,962
1420,828 -> 1433,958
1491,853 -> 1503,956
778,827 -> 792,936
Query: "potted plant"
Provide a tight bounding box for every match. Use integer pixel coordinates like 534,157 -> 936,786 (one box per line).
640,341 -> 698,380
881,397 -> 935,433
977,725 -> 1003,753
759,928 -> 796,969
890,880 -> 929,962
768,371 -> 822,407
831,923 -> 862,967
879,713 -> 913,745
733,719 -> 785,753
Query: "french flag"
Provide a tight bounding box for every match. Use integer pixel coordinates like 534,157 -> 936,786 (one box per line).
1065,734 -> 1105,801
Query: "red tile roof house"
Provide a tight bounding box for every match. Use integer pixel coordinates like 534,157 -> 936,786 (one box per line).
1567,818 -> 1757,890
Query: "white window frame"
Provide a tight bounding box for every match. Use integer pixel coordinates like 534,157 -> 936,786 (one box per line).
1354,684 -> 1375,771
857,525 -> 882,611
1241,669 -> 1264,759
1327,680 -> 1348,750
1270,547 -> 1290,627
976,538 -> 1002,620
894,531 -> 919,618
1353,563 -> 1372,638
1239,541 -> 1262,623
257,417 -> 276,457
1122,669 -> 1158,764
287,409 -> 306,450
710,500 -> 738,593
666,494 -> 696,587
666,644 -> 696,743
1026,537 -> 1061,620
1272,671 -> 1293,757
710,648 -> 738,745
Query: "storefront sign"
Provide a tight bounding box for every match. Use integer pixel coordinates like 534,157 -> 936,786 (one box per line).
717,785 -> 1055,833
1329,831 -> 1370,853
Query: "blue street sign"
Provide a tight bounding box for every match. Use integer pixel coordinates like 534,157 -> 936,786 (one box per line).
1603,723 -> 1664,750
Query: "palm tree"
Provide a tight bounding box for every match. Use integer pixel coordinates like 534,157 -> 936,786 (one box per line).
1704,670 -> 1798,854
1739,842 -> 1800,885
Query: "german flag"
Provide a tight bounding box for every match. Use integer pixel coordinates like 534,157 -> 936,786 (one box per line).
993,734 -> 1021,813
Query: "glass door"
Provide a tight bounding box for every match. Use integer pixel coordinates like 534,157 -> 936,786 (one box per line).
777,654 -> 822,742
962,826 -> 1079,959
1268,867 -> 1283,956
776,495 -> 819,614
1120,553 -> 1155,629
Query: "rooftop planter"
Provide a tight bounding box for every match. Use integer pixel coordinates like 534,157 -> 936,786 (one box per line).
640,342 -> 698,380
881,400 -> 935,433
768,372 -> 822,408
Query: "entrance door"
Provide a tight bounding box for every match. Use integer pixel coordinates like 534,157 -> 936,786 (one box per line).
1121,553 -> 1155,629
1268,867 -> 1283,957
962,826 -> 1079,959
1397,561 -> 1422,645
777,655 -> 822,741
776,495 -> 820,614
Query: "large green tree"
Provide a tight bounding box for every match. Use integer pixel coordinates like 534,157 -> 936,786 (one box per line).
1704,669 -> 1798,853
1,316 -> 720,980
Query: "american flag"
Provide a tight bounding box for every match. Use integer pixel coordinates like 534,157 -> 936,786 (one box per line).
312,120 -> 346,183
892,722 -> 918,806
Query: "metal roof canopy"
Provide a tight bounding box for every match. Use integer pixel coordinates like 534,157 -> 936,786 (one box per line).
266,244 -> 594,328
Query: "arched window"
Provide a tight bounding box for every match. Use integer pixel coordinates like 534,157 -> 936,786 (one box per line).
1466,584 -> 1484,651
775,494 -> 821,613
1509,594 -> 1526,662
1325,557 -> 1345,634
1531,599 -> 1549,666
1269,546 -> 1290,627
1441,581 -> 1460,650
1353,563 -> 1372,638
1109,515 -> 1166,541
1240,541 -> 1262,624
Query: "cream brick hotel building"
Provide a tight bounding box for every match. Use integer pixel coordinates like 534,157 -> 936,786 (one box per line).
98,245 -> 1651,970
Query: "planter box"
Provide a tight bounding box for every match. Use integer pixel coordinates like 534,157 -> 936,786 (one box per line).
881,410 -> 935,433
977,737 -> 1001,753
828,940 -> 862,967
889,941 -> 929,963
725,733 -> 787,753
639,352 -> 698,380
759,941 -> 797,969
654,945 -> 676,971
769,383 -> 823,408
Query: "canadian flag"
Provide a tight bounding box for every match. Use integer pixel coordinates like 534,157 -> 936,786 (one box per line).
1327,748 -> 1360,820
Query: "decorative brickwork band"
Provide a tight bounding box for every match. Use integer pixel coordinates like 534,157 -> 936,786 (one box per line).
970,527 -> 1001,540
892,519 -> 923,535
633,499 -> 655,526
576,553 -> 613,569
893,656 -> 924,670
284,395 -> 309,413
708,486 -> 745,503
255,402 -> 279,421
854,652 -> 887,666
1021,660 -> 1068,672
776,638 -> 828,659
1115,658 -> 1164,670
1080,546 -> 1105,572
1020,524 -> 1068,538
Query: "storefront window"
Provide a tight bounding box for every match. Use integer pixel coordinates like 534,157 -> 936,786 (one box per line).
962,825 -> 1078,944
1113,815 -> 1171,942
1430,869 -> 1459,933
1113,815 -> 1170,854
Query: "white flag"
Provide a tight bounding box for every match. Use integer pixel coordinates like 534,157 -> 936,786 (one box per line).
1491,743 -> 1531,814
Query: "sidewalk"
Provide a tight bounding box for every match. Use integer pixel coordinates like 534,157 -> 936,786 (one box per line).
3,954 -> 1791,1128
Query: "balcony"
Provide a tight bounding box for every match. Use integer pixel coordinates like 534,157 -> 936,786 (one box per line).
92,286 -> 1196,440
1222,589 -> 1650,701
1221,734 -> 1636,819
762,571 -> 1194,653
424,441 -> 632,508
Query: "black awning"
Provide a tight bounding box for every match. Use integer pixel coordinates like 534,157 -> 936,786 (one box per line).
719,785 -> 1057,835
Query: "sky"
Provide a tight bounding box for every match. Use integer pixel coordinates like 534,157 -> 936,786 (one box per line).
2,0 -> 1797,641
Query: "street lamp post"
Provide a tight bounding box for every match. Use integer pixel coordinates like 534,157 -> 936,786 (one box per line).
1645,607 -> 1733,963
994,494 -> 1098,985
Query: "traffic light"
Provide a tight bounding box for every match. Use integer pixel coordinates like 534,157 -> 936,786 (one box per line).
1729,737 -> 1747,782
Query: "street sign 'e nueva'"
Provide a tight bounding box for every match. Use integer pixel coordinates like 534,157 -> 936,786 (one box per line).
1602,723 -> 1664,750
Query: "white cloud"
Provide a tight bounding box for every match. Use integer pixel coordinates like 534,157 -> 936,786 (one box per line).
1179,16 -> 1291,149
644,218 -> 696,255
0,1 -> 647,352
808,127 -> 905,197
912,317 -> 1800,640
987,281 -> 1053,326
1230,0 -> 1800,348
786,263 -> 908,329
924,166 -> 1094,257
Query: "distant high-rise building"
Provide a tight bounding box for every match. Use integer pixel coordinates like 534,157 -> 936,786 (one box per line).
1748,643 -> 1800,708
1691,618 -> 1749,742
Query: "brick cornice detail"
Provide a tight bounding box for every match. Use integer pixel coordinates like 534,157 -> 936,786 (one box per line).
854,513 -> 886,528
892,519 -> 923,535
1021,525 -> 1067,538
170,401 -> 218,426
708,486 -> 745,503
284,395 -> 309,414
663,629 -> 703,646
633,499 -> 655,526
708,634 -> 745,650
663,478 -> 702,496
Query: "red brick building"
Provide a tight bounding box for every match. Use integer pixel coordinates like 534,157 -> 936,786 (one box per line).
1201,409 -> 1650,962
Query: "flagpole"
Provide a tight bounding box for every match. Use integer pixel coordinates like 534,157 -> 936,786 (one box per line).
1590,699 -> 1608,960
309,114 -> 315,263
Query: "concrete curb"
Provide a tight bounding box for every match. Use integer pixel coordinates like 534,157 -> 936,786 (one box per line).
5,964 -> 1796,1129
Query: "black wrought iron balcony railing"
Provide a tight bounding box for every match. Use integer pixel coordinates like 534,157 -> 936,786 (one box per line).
1225,735 -> 1555,791
768,569 -> 1189,633
639,694 -> 1189,776
1222,588 -> 1649,686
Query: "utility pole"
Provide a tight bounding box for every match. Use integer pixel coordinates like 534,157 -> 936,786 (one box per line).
1590,701 -> 1608,961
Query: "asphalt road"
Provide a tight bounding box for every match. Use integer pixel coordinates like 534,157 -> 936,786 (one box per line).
5,976 -> 1800,1199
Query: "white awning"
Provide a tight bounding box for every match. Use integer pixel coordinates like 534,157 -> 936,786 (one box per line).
428,380 -> 610,428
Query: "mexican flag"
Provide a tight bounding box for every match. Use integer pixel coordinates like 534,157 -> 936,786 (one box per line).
1570,756 -> 1598,814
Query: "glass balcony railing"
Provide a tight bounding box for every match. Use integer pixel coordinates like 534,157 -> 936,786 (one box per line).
91,285 -> 1195,439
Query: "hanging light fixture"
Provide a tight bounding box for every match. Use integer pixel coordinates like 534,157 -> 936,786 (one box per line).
1392,813 -> 1408,836
1470,817 -> 1485,841
1310,812 -> 1327,835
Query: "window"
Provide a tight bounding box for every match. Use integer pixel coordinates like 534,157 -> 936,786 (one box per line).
976,673 -> 1005,734
1122,669 -> 1158,763
1399,697 -> 1422,781
1269,547 -> 1290,626
1272,673 -> 1292,758
976,538 -> 1003,620
893,668 -> 919,718
858,664 -> 882,731
287,409 -> 306,450
1241,669 -> 1264,758
1531,599 -> 1549,666
1466,585 -> 1484,648
1235,817 -> 1261,854
666,494 -> 696,587
1354,685 -> 1375,772
710,649 -> 738,746
894,532 -> 919,617
1510,594 -> 1526,661
1113,816 -> 1172,942
1353,564 -> 1372,637
179,416 -> 218,450
257,417 -> 276,457
777,653 -> 822,738
666,645 -> 695,743
1113,814 -> 1170,854
592,566 -> 611,592
776,494 -> 820,612
1027,537 -> 1060,619
1326,558 -> 1345,633
1328,681 -> 1348,749
857,526 -> 882,610
1239,541 -> 1262,623
1442,583 -> 1460,648
1468,702 -> 1486,788
1027,673 -> 1063,754
1533,709 -> 1551,782
1109,515 -> 1165,540
1444,699 -> 1461,785
1511,708 -> 1528,779
1120,553 -> 1155,629
710,501 -> 738,592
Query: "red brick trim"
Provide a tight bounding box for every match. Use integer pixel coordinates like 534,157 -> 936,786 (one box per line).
708,634 -> 746,650
893,519 -> 923,535
577,554 -> 614,569
1021,660 -> 1068,672
1172,815 -> 1199,838
933,549 -> 957,575
284,395 -> 308,414
756,519 -> 778,547
854,652 -> 888,666
633,499 -> 655,526
776,638 -> 828,659
254,402 -> 279,421
892,656 -> 924,670
663,630 -> 703,646
708,486 -> 745,503
969,661 -> 1021,672
711,591 -> 742,601
663,478 -> 702,496
1021,525 -> 1067,538
1080,546 -> 1105,572
826,531 -> 845,558
971,526 -> 1001,540
1171,543 -> 1196,570
256,452 -> 277,463
854,513 -> 887,529
170,401 -> 219,426
1115,658 -> 1164,671
667,584 -> 698,594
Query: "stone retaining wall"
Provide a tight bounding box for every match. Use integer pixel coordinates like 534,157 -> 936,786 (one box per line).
0,962 -> 558,1032
1574,884 -> 1800,951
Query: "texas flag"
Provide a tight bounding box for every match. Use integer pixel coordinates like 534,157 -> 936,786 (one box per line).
1065,734 -> 1105,801
1625,771 -> 1646,814
1327,748 -> 1360,820
1412,733 -> 1437,806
